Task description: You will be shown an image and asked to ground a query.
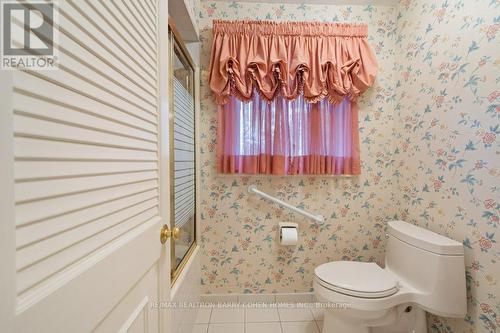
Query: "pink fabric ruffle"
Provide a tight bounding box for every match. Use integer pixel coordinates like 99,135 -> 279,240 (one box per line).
209,19 -> 378,105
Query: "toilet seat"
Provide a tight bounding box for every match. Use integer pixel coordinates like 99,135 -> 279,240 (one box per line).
314,261 -> 399,298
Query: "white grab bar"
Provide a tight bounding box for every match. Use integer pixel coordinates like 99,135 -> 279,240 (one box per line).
248,185 -> 325,223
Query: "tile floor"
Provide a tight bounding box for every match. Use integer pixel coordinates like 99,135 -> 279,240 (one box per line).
193,303 -> 324,333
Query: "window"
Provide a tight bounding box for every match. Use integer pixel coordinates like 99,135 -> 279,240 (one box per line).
217,93 -> 359,175
209,20 -> 377,175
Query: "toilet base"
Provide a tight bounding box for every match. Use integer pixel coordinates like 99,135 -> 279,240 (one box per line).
322,304 -> 427,333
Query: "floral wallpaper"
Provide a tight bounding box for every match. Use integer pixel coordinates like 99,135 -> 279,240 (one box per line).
393,0 -> 499,332
196,0 -> 499,332
198,1 -> 399,293
183,0 -> 200,36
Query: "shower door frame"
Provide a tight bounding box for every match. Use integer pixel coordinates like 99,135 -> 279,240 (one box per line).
167,18 -> 197,284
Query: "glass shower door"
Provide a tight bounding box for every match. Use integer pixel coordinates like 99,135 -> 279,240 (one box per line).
169,24 -> 196,282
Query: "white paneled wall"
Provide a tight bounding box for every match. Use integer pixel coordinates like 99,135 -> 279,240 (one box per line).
171,248 -> 201,333
13,0 -> 160,302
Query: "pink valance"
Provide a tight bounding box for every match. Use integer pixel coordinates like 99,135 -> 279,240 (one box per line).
208,19 -> 378,105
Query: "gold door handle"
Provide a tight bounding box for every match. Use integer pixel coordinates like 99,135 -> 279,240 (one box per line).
160,225 -> 171,244
172,226 -> 181,240
160,225 -> 181,244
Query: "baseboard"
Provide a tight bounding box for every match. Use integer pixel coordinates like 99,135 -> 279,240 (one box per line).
200,292 -> 315,304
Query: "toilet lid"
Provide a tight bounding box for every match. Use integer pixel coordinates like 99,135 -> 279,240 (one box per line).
315,261 -> 399,298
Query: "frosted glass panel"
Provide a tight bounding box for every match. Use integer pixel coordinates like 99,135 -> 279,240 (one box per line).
171,38 -> 195,272
173,77 -> 194,230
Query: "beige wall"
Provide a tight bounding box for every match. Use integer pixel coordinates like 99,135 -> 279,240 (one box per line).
198,0 -> 399,294
197,1 -> 500,332
200,0 -> 500,332
394,1 -> 499,332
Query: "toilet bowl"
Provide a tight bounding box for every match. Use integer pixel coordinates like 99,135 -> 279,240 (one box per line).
314,221 -> 467,333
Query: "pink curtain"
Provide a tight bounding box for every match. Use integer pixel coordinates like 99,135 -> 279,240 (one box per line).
217,93 -> 360,175
209,20 -> 377,105
209,20 -> 377,175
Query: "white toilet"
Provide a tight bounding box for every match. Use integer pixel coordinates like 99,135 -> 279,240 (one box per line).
314,220 -> 467,333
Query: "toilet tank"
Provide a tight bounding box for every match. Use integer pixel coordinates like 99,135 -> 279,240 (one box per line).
385,221 -> 467,318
